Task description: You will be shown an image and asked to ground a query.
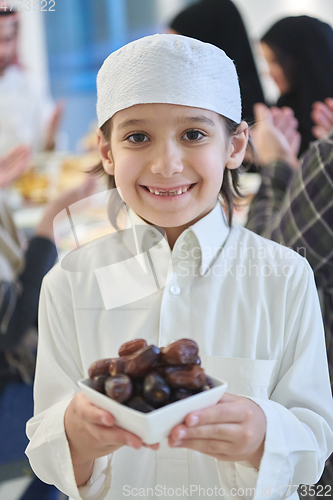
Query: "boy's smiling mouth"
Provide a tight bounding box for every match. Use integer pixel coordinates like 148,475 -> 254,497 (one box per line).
143,184 -> 196,196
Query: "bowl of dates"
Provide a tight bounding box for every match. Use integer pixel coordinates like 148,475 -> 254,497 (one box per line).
78,338 -> 228,444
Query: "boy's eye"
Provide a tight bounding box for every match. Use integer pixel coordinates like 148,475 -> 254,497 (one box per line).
127,133 -> 148,143
183,130 -> 204,141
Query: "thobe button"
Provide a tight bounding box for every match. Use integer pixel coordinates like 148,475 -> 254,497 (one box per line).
185,233 -> 192,241
170,285 -> 181,295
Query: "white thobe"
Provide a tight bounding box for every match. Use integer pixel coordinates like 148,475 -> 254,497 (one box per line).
26,202 -> 333,500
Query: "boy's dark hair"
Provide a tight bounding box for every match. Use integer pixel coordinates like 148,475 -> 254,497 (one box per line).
91,116 -> 255,227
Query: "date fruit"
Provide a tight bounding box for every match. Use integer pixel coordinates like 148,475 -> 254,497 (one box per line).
119,339 -> 147,357
88,358 -> 112,378
164,365 -> 206,390
170,387 -> 194,402
143,372 -> 171,407
201,376 -> 215,391
161,339 -> 198,365
87,338 -> 215,413
104,374 -> 133,403
91,375 -> 107,394
108,357 -> 126,376
126,396 -> 154,413
124,345 -> 160,377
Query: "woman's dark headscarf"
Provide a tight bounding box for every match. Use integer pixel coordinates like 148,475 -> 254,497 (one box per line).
169,0 -> 265,123
262,15 -> 333,155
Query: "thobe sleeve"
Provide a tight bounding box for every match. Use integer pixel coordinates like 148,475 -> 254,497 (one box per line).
25,272 -> 113,500
217,261 -> 333,499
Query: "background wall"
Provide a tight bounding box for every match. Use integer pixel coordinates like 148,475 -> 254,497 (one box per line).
232,0 -> 333,38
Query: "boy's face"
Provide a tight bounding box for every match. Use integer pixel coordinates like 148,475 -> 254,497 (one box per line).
98,103 -> 247,245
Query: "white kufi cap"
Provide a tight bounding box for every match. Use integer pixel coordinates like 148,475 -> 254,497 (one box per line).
97,34 -> 242,127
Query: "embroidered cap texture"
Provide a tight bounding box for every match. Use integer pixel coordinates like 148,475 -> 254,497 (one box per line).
96,34 -> 242,127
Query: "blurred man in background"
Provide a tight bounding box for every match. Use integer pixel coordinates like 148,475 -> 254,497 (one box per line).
0,8 -> 63,155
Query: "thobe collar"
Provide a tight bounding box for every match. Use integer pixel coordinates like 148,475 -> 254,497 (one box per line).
189,201 -> 230,276
123,201 -> 231,277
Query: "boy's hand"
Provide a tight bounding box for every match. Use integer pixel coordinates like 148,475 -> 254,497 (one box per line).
168,393 -> 266,470
64,392 -> 159,487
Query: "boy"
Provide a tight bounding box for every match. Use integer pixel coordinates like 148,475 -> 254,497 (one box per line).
26,35 -> 333,500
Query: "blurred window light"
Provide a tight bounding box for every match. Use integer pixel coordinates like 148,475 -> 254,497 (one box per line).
44,0 -> 159,96
43,0 -> 160,150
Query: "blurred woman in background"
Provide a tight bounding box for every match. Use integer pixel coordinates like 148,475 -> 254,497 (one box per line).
168,0 -> 265,123
261,15 -> 333,155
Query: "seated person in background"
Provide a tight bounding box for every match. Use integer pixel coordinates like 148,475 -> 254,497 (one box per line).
0,8 -> 64,155
261,16 -> 333,156
0,145 -> 95,387
246,102 -> 333,493
168,0 -> 265,123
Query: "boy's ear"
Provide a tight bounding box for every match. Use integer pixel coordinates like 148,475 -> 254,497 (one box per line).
225,121 -> 249,170
96,128 -> 114,175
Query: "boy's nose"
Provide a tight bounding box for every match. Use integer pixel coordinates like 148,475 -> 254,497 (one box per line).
150,142 -> 184,177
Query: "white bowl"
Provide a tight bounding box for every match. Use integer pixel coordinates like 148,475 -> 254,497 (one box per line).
78,375 -> 228,444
